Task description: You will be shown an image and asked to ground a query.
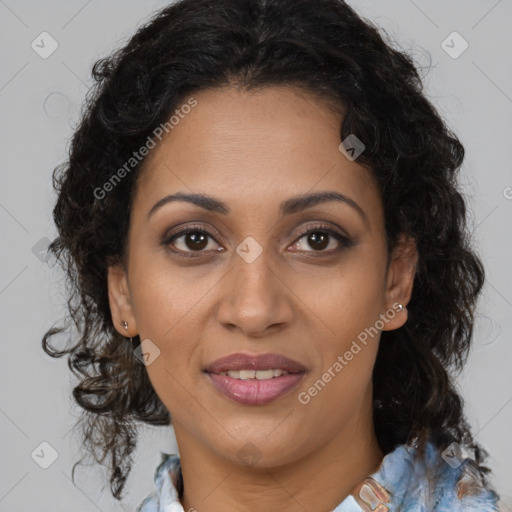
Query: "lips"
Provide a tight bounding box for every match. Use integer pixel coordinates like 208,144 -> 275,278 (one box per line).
203,353 -> 307,405
204,352 -> 307,374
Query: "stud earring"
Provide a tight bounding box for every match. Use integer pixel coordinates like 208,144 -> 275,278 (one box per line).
121,320 -> 135,346
396,304 -> 404,312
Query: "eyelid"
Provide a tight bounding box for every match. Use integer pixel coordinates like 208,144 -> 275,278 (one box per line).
293,222 -> 350,242
163,223 -> 224,243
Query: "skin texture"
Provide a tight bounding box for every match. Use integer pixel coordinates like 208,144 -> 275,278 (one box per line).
107,85 -> 418,512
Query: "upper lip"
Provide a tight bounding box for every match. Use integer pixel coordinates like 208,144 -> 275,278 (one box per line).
204,352 -> 307,374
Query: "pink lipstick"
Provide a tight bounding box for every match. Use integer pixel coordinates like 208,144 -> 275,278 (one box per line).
204,352 -> 306,405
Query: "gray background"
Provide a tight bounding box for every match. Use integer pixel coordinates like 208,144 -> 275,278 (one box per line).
0,1 -> 511,510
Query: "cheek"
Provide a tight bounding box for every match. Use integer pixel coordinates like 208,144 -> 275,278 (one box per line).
292,254 -> 385,403
293,253 -> 386,340
131,291 -> 201,418
125,245 -> 248,410
128,250 -> 218,339
296,327 -> 379,431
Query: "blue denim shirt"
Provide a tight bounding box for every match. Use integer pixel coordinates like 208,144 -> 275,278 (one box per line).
136,439 -> 500,511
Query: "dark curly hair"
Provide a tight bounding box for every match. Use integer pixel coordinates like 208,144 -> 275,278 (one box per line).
43,0 -> 494,500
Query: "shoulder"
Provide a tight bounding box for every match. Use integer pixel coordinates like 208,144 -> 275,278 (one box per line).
421,441 -> 500,511
358,438 -> 501,511
136,452 -> 182,512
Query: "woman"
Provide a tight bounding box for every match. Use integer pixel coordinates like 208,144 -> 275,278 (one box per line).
42,0 -> 502,510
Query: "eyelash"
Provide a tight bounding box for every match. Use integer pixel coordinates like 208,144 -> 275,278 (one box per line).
162,223 -> 353,258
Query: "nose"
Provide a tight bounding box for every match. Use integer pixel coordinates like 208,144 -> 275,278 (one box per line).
216,249 -> 295,338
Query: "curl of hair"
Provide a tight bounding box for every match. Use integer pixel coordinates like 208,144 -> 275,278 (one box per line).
43,0 -> 492,499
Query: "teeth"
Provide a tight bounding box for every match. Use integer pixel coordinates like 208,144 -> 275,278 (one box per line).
218,369 -> 290,380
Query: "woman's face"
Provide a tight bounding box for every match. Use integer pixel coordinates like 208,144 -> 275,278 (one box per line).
108,85 -> 416,468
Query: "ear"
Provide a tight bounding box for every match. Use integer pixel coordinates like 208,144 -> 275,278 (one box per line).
381,233 -> 418,331
107,263 -> 138,337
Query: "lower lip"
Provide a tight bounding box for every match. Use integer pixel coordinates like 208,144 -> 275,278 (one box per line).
206,372 -> 305,405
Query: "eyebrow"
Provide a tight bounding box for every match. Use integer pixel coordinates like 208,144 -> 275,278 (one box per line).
148,190 -> 368,224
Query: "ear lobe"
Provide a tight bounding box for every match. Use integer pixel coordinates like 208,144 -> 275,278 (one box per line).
107,263 -> 138,337
382,234 -> 418,331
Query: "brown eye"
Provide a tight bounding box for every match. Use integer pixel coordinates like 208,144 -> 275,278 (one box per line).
163,225 -> 222,256
180,230 -> 209,251
304,232 -> 330,251
289,225 -> 353,254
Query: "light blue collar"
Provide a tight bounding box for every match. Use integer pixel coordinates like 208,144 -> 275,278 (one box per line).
137,438 -> 500,511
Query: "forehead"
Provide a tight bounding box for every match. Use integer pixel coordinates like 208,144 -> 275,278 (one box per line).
134,85 -> 380,223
